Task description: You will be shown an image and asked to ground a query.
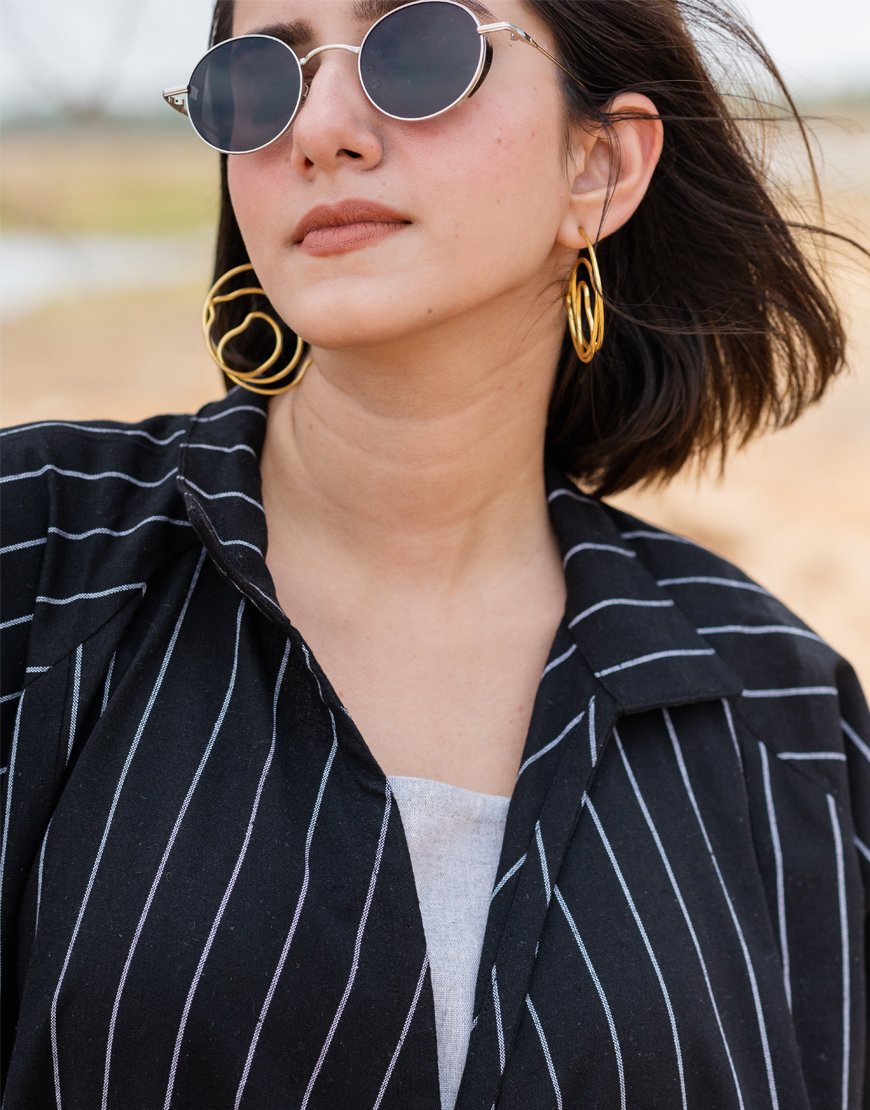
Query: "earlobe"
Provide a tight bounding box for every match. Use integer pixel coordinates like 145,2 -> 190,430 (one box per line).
556,93 -> 664,250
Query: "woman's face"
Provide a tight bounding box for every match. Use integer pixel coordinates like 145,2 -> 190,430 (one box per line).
228,0 -> 585,353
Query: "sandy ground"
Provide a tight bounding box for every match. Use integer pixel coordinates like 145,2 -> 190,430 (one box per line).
2,118 -> 869,691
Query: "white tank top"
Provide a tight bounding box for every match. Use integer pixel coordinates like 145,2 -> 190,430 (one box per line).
386,775 -> 511,1110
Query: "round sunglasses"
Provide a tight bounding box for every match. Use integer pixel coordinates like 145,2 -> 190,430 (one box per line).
162,0 -> 579,155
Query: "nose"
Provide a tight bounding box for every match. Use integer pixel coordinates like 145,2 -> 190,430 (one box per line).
288,46 -> 385,174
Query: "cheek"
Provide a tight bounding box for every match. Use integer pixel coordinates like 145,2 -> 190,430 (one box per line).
424,111 -> 566,258
226,152 -> 286,250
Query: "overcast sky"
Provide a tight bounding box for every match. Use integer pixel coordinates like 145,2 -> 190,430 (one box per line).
0,0 -> 867,120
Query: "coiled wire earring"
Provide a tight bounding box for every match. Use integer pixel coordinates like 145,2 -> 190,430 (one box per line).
202,263 -> 311,395
564,228 -> 605,363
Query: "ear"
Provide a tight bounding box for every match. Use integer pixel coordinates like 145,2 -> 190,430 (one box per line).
556,93 -> 664,251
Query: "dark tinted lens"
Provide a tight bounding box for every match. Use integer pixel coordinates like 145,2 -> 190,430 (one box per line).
360,1 -> 483,119
188,36 -> 301,153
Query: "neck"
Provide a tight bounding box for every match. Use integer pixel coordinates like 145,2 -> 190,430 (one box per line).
260,300 -> 567,603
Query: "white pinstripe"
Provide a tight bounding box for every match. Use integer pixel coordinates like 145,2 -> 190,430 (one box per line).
569,596 -> 674,629
594,647 -> 715,678
300,783 -> 392,1109
758,743 -> 791,1013
373,953 -> 431,1110
248,581 -> 287,623
0,421 -> 187,444
178,477 -> 265,514
517,707 -> 586,779
491,965 -> 506,1074
0,536 -> 48,554
36,583 -> 147,607
554,884 -> 625,1109
541,642 -> 576,677
547,487 -> 595,505
741,686 -> 838,699
235,714 -> 340,1108
841,718 -> 870,763
697,624 -> 823,642
662,708 -> 779,1109
65,645 -> 82,764
0,690 -> 22,704
721,698 -> 744,773
525,995 -> 562,1109
103,599 -> 246,1110
163,636 -> 290,1110
778,751 -> 847,761
613,726 -> 746,1108
0,463 -> 178,488
48,517 -> 192,543
191,400 -> 267,423
211,533 -> 263,555
35,815 -> 54,941
0,613 -> 34,630
491,854 -> 526,900
182,443 -> 257,457
51,551 -> 205,1110
587,694 -> 597,763
854,835 -> 870,863
586,793 -> 688,1109
534,821 -> 552,907
657,575 -> 771,596
563,542 -> 636,567
826,793 -> 851,1110
101,654 -> 116,717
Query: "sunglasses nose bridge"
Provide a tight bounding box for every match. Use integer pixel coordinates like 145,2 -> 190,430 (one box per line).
297,42 -> 362,67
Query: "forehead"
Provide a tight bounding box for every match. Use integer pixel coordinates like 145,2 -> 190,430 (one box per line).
230,0 -> 520,43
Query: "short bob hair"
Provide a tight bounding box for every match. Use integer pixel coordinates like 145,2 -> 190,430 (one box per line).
206,0 -> 866,498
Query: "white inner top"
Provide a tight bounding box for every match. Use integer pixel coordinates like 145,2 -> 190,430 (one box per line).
386,774 -> 511,1110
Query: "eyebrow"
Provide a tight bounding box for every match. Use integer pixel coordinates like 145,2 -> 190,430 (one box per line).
245,0 -> 500,51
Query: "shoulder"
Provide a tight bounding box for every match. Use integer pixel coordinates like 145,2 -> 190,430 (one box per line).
602,499 -> 820,635
0,410 -> 193,482
0,410 -> 198,562
601,498 -> 869,784
0,411 -> 203,673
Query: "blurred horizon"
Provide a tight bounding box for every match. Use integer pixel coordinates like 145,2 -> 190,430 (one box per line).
1,0 -> 869,688
1,0 -> 868,128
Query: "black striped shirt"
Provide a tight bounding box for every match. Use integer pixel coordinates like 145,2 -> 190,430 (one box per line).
1,386 -> 867,1109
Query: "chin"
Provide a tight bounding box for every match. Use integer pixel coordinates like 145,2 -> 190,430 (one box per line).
278,302 -> 434,353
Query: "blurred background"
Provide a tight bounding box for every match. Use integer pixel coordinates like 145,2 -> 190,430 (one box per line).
1,0 -> 868,689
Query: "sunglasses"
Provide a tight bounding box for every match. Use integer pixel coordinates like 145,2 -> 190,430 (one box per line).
162,0 -> 579,155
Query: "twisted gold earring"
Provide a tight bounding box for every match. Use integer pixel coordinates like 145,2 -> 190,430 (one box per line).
202,263 -> 311,395
564,228 -> 605,363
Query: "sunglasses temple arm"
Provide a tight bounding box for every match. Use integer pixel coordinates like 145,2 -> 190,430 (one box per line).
478,22 -> 589,94
162,86 -> 190,117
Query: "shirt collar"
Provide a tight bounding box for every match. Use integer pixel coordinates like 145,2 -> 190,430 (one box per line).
178,387 -> 743,714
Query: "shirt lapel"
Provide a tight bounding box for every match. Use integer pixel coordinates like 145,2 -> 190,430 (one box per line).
455,466 -> 744,1110
176,389 -> 281,626
178,396 -> 745,1109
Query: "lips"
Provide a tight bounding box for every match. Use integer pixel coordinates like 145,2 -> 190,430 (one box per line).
292,200 -> 411,245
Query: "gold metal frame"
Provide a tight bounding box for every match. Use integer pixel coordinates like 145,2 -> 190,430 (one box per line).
162,0 -> 586,152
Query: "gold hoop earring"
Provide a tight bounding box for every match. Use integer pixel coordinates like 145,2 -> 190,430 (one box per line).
202,263 -> 311,395
564,228 -> 605,363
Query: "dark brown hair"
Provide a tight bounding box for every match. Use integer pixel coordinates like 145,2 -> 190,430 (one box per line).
206,0 -> 867,497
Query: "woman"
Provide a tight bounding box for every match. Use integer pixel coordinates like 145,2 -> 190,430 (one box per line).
1,0 -> 867,1107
